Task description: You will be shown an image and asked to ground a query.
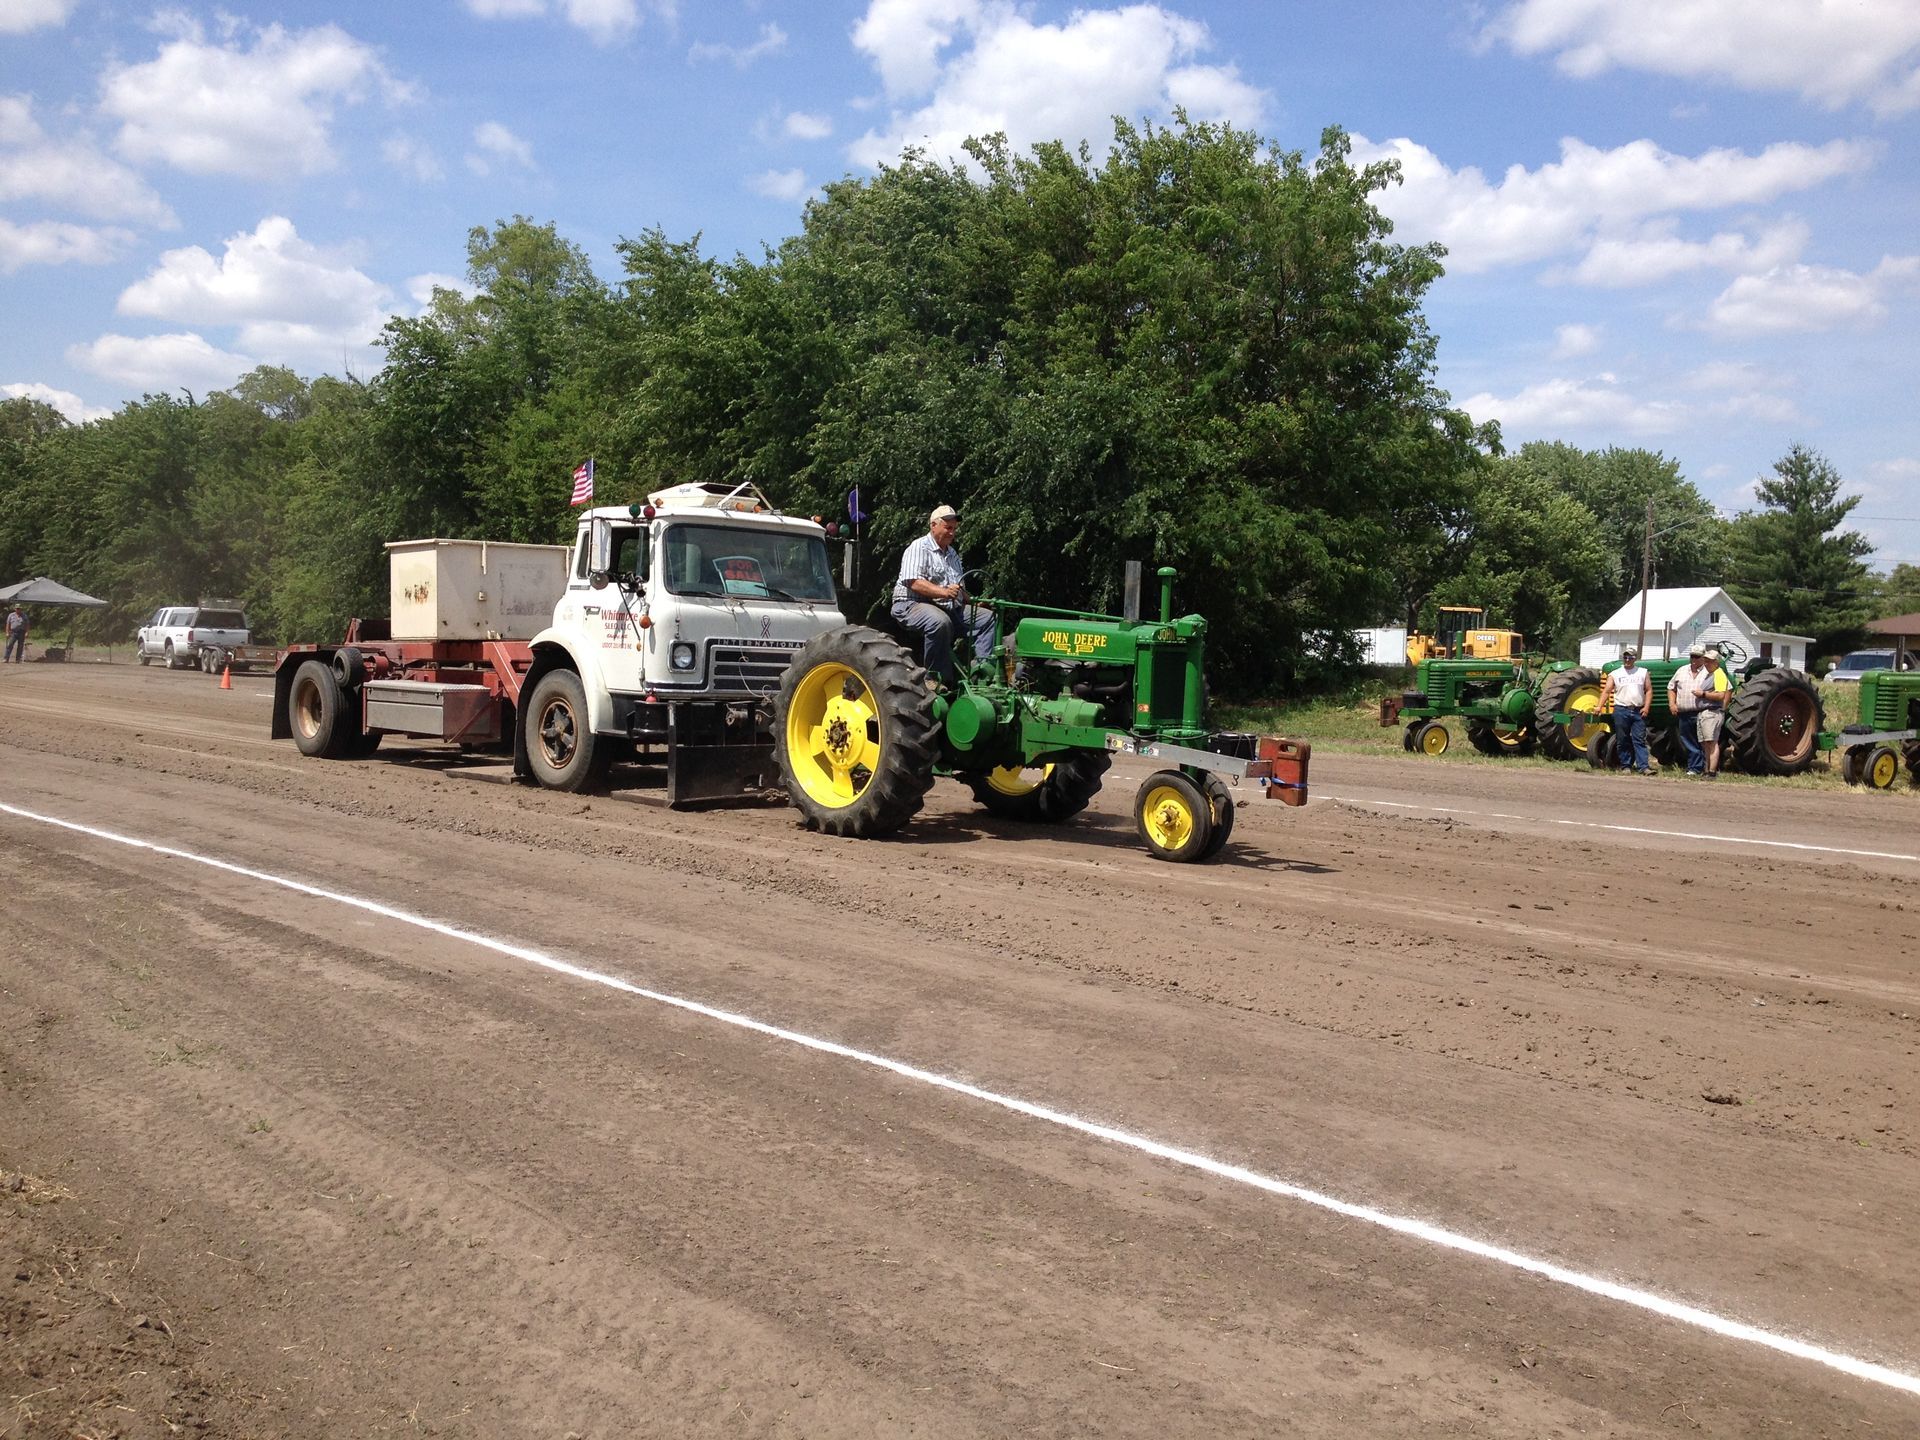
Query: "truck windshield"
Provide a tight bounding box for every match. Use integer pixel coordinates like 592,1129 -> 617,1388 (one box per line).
662,523 -> 835,602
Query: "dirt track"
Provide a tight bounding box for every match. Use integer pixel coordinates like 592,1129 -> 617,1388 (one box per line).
3,660 -> 1918,1437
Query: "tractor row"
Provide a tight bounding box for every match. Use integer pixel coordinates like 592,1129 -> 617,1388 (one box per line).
1379,605 -> 1918,785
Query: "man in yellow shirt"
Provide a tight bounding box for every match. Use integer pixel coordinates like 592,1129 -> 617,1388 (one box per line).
1695,647 -> 1732,778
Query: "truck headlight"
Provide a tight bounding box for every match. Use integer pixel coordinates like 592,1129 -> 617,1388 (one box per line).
670,641 -> 697,671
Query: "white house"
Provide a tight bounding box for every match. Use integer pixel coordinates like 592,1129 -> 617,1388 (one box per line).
1578,587 -> 1812,670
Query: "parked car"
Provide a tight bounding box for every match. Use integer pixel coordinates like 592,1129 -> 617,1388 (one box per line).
1825,650 -> 1897,683
136,605 -> 250,670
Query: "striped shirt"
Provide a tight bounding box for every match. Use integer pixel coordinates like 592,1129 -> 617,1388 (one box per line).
893,533 -> 965,604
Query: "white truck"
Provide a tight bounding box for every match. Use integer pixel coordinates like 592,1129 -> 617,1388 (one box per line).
137,604 -> 252,671
270,481 -> 847,804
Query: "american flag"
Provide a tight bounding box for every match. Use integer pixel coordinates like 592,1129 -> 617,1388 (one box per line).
569,458 -> 594,506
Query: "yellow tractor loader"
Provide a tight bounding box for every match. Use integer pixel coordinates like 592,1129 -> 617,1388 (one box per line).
1404,605 -> 1525,665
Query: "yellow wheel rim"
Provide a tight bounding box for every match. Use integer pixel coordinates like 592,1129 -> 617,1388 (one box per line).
1420,723 -> 1449,756
1490,725 -> 1527,751
1870,749 -> 1898,788
984,762 -> 1055,797
1141,782 -> 1199,851
1564,683 -> 1605,753
784,661 -> 883,809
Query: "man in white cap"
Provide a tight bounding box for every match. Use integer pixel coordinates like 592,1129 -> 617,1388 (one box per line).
892,504 -> 994,685
1695,646 -> 1731,778
1598,645 -> 1652,773
1668,643 -> 1709,775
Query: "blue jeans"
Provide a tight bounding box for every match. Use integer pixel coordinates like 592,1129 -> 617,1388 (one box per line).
892,601 -> 995,683
1677,711 -> 1703,773
1613,706 -> 1649,771
3,630 -> 23,662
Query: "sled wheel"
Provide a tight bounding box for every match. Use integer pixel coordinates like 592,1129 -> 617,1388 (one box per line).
289,659 -> 354,759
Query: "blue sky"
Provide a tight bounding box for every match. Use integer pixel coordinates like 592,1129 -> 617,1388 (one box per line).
4,2 -> 1919,562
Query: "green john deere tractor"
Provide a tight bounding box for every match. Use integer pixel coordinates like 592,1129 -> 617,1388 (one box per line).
773,568 -> 1309,862
1833,668 -> 1920,788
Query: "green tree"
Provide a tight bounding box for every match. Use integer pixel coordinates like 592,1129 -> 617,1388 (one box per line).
1446,457 -> 1607,651
1727,444 -> 1873,657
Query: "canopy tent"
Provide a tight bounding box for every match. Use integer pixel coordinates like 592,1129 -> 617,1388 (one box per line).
1,576 -> 109,660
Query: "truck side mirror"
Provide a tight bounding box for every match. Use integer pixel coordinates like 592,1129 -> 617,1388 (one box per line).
588,517 -> 612,590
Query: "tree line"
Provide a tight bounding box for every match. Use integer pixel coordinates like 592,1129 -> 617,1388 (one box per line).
0,119 -> 1880,690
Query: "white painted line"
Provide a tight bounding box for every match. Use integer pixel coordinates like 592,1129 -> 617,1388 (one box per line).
4,795 -> 1917,1401
1319,792 -> 1920,864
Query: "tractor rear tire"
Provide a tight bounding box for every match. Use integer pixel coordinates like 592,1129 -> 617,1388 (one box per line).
1135,769 -> 1213,862
524,669 -> 612,792
289,659 -> 354,759
1904,739 -> 1920,783
1726,668 -> 1823,776
776,626 -> 936,838
1648,724 -> 1684,769
1534,668 -> 1605,761
1199,773 -> 1236,860
1467,720 -> 1536,756
967,750 -> 1110,823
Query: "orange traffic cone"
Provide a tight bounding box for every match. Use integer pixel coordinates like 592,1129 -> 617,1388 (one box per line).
220,663 -> 232,690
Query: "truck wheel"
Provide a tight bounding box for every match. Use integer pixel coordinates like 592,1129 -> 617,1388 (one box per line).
966,750 -> 1110,822
524,670 -> 611,792
1135,769 -> 1213,862
775,626 -> 936,837
1534,667 -> 1604,760
1198,773 -> 1236,860
1726,668 -> 1823,775
289,659 -> 354,759
164,642 -> 181,670
138,649 -> 151,666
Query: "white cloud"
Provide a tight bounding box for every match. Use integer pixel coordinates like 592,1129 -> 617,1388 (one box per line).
0,381 -> 112,423
1551,322 -> 1600,358
1567,217 -> 1810,287
1703,256 -> 1920,336
406,272 -> 470,308
690,23 -> 788,67
1489,0 -> 1920,116
466,122 -> 535,176
382,134 -> 444,182
116,216 -> 393,362
100,20 -> 406,180
67,332 -> 255,394
463,0 -> 672,45
848,1 -> 1266,169
1353,134 -> 1873,275
1464,376 -> 1686,437
748,168 -> 809,202
0,218 -> 136,273
784,111 -> 833,141
0,96 -> 178,226
0,0 -> 77,35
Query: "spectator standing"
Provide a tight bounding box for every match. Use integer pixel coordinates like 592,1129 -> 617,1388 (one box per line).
1668,644 -> 1708,776
3,604 -> 26,663
1696,647 -> 1732,778
1598,646 -> 1653,774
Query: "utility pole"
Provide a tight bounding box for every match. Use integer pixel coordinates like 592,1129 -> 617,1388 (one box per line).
1636,498 -> 1653,657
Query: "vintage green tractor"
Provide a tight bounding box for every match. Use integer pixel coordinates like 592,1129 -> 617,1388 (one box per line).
1833,668 -> 1920,788
772,568 -> 1309,861
1379,648 -> 1571,758
1542,645 -> 1824,776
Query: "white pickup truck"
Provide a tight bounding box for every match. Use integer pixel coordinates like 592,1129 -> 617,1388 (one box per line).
137,605 -> 251,670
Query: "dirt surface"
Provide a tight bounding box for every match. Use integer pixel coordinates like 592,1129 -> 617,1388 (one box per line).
3,659 -> 1918,1437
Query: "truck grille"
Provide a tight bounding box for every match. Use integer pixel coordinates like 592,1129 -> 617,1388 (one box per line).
711,643 -> 800,692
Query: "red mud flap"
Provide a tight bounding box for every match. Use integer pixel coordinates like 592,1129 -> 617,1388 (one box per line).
1248,736 -> 1310,806
1379,695 -> 1402,726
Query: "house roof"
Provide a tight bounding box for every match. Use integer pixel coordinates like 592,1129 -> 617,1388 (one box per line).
1592,586 -> 1743,633
1867,613 -> 1920,635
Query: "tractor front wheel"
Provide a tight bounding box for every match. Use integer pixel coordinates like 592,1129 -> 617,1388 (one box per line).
1841,746 -> 1867,786
775,626 -> 936,837
1135,770 -> 1213,862
1414,720 -> 1450,757
1866,744 -> 1901,790
967,750 -> 1109,823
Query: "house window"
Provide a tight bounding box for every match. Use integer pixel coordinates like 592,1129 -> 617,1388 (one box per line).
1760,642 -> 1773,661
1709,610 -> 1721,623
